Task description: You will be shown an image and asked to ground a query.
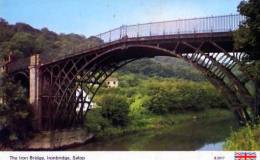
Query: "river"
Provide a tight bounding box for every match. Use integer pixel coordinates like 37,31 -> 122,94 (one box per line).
70,116 -> 238,151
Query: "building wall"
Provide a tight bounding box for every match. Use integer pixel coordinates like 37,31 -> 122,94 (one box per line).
106,80 -> 118,88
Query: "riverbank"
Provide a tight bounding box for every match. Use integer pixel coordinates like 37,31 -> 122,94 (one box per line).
88,74 -> 230,140
0,129 -> 94,151
25,129 -> 94,150
224,125 -> 260,150
72,109 -> 238,150
87,109 -> 237,140
1,109 -> 237,151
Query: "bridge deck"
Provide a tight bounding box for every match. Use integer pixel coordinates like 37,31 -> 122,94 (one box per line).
5,14 -> 244,73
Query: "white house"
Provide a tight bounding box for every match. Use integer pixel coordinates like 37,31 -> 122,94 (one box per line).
105,77 -> 119,88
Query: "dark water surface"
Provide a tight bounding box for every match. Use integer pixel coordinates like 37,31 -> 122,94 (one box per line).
70,117 -> 238,151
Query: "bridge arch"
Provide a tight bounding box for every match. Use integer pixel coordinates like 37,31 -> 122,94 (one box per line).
12,71 -> 29,98
40,42 -> 254,130
5,14 -> 256,130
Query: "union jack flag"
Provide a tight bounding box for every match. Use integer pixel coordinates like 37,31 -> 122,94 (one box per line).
235,152 -> 256,160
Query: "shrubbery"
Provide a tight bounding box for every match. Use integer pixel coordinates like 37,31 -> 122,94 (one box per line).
224,125 -> 260,150
85,94 -> 130,135
0,75 -> 32,147
143,90 -> 173,114
94,75 -> 228,117
98,94 -> 130,127
84,108 -> 110,133
85,74 -> 228,136
142,79 -> 227,114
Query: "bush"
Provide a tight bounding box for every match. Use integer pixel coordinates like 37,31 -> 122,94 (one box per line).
84,108 -> 110,133
0,76 -> 32,147
143,90 -> 172,114
143,80 -> 228,114
98,94 -> 130,127
224,125 -> 260,150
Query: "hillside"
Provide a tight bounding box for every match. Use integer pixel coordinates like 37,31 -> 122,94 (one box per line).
119,57 -> 205,81
0,18 -> 204,80
0,18 -> 102,60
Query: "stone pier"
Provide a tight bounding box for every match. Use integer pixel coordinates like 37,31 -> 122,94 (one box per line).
26,129 -> 94,150
29,54 -> 42,130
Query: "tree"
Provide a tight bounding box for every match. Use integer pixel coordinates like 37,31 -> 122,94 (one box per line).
0,18 -> 104,61
234,0 -> 260,119
9,32 -> 36,57
143,90 -> 172,114
84,108 -> 110,133
234,0 -> 260,60
98,94 -> 130,127
0,18 -> 14,43
0,74 -> 32,147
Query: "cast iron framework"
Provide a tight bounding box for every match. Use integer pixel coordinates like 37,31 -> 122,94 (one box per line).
6,14 -> 258,130
40,38 -> 256,130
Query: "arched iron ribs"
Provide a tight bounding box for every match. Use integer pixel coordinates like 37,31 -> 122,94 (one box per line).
41,51 -> 140,129
175,41 -> 254,123
40,41 -> 256,130
67,58 -> 138,128
178,52 -> 251,124
181,42 -> 254,107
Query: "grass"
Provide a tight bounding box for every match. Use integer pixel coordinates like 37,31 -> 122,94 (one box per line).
224,125 -> 260,150
92,109 -> 234,139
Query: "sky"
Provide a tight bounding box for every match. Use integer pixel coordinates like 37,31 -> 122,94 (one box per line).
0,0 -> 242,37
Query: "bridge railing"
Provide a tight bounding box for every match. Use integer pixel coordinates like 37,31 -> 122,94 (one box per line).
7,14 -> 246,68
96,14 -> 245,43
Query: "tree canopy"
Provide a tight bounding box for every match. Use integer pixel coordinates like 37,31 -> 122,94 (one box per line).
234,0 -> 260,60
0,18 -> 103,60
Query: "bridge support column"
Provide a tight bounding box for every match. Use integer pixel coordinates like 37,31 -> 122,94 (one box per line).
29,54 -> 42,130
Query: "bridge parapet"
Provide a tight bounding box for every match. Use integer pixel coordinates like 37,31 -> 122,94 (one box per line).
96,14 -> 245,43
5,14 -> 245,71
40,14 -> 245,66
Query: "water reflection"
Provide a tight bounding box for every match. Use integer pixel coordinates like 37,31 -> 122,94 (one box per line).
70,117 -> 238,151
198,142 -> 224,151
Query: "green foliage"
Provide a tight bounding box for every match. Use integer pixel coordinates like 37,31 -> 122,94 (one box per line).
142,79 -> 227,114
95,74 -> 227,116
224,125 -> 260,150
0,74 -> 32,147
88,73 -> 228,138
129,94 -> 149,117
98,94 -> 130,127
0,18 -> 15,43
84,108 -> 110,133
88,108 -> 234,139
119,58 -> 205,81
9,32 -> 35,57
234,0 -> 260,59
0,18 -> 103,60
84,70 -> 232,139
118,74 -> 141,88
143,90 -> 173,114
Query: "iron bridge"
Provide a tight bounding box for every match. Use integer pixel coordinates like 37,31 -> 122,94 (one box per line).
4,14 -> 259,130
